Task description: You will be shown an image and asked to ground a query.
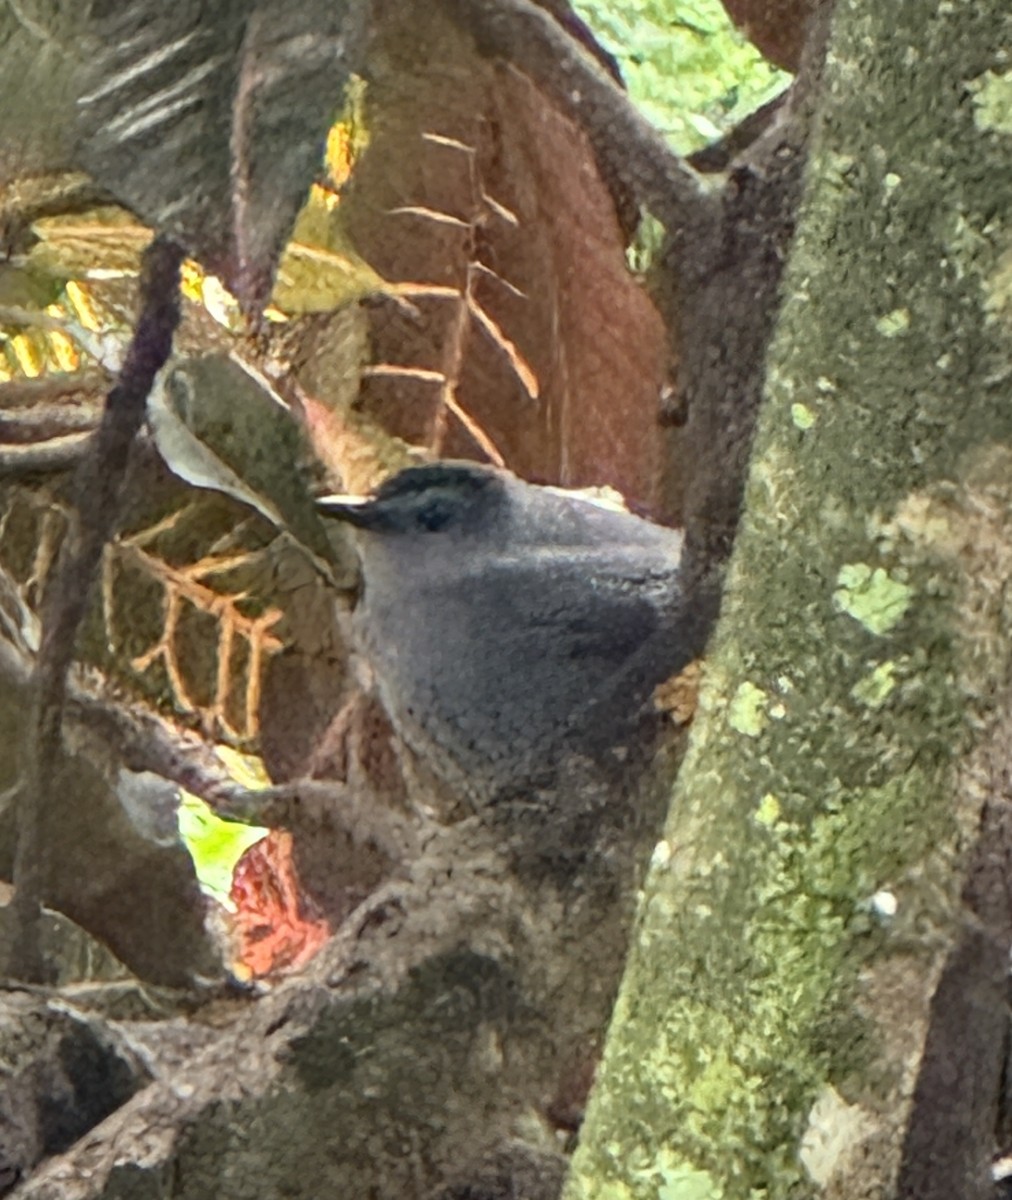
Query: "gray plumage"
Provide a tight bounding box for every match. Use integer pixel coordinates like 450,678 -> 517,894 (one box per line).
319,463 -> 701,803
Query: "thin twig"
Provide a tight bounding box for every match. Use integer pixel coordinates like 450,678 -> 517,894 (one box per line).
7,236 -> 185,982
0,402 -> 102,438
61,669 -> 416,865
0,306 -> 69,330
210,780 -> 415,863
0,370 -> 110,408
0,433 -> 95,477
0,632 -> 418,872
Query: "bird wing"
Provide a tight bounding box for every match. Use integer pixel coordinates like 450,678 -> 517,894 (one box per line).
401,550 -> 684,757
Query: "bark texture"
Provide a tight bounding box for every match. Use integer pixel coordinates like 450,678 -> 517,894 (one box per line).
567,2 -> 1012,1198
5,750 -> 677,1199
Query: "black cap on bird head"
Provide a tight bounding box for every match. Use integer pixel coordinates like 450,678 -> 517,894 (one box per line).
317,462 -> 505,534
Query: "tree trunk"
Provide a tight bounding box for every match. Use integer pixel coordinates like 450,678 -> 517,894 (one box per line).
567,2 -> 1012,1198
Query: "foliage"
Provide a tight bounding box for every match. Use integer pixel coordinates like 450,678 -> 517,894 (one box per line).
573,0 -> 789,152
178,794 -> 268,909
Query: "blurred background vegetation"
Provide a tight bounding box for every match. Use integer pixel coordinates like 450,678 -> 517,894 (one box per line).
574,0 -> 788,152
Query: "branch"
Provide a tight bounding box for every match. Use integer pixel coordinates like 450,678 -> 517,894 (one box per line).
0,371 -> 109,408
0,172 -> 112,257
87,687 -> 418,866
67,686 -> 416,865
687,90 -> 790,173
0,433 -> 94,477
0,305 -> 72,330
0,402 -> 101,438
7,236 -> 185,983
433,0 -> 709,232
0,631 -> 417,871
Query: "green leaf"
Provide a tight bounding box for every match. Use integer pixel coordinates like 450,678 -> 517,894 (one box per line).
573,0 -> 790,153
177,792 -> 268,908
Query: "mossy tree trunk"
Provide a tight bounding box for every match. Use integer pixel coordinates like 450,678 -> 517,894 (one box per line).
567,2 -> 1012,1198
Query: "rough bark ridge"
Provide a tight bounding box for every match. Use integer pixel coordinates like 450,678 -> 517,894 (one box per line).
568,2 -> 1012,1198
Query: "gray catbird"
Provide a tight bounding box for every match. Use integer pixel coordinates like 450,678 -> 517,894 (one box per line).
319,462 -> 705,804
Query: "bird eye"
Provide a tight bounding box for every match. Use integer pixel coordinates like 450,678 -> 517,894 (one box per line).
415,496 -> 458,532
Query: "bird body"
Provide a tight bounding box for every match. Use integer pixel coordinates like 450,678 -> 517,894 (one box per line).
320,463 -> 698,802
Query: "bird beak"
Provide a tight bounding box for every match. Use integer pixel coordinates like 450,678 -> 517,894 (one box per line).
316,494 -> 388,530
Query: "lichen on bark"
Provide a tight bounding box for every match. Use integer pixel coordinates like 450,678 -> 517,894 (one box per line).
567,0 -> 1012,1197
